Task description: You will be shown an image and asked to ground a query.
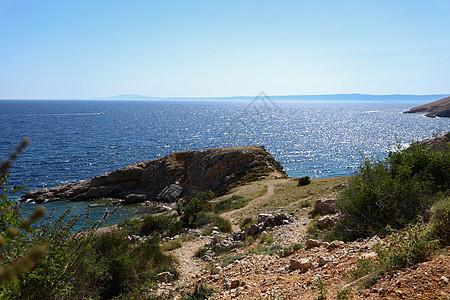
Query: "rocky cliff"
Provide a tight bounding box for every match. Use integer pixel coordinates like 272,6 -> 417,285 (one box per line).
404,95 -> 450,118
21,146 -> 283,203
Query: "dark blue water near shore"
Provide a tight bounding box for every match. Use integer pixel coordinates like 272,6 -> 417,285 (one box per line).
1,99 -> 449,229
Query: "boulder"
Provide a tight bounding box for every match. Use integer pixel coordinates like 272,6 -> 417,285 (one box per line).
257,214 -> 272,224
314,197 -> 337,214
156,184 -> 183,202
305,239 -> 322,248
290,258 -> 312,270
317,214 -> 340,229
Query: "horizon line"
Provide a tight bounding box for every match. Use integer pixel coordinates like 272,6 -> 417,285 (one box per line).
1,92 -> 449,101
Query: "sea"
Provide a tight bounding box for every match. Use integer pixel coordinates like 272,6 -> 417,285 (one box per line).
1,99 -> 449,231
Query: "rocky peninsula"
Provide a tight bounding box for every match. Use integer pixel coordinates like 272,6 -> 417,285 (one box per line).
404,95 -> 450,118
21,145 -> 283,203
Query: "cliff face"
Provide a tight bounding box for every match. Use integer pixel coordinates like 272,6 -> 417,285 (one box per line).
21,146 -> 282,203
404,96 -> 450,118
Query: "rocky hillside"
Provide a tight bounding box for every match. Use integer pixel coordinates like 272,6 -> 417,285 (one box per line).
404,95 -> 450,117
21,146 -> 283,203
165,176 -> 450,299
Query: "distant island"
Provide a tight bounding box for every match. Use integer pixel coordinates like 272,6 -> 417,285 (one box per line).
404,95 -> 450,118
93,93 -> 450,102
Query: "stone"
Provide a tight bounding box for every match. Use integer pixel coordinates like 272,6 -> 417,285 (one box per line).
359,252 -> 377,260
124,193 -> 147,204
317,214 -> 340,229
156,184 -> 183,202
327,240 -> 345,249
257,214 -> 273,224
223,278 -> 241,289
290,258 -> 312,270
305,239 -> 322,248
362,235 -> 381,250
314,197 -> 337,214
442,276 -> 449,284
317,256 -> 333,267
157,272 -> 174,283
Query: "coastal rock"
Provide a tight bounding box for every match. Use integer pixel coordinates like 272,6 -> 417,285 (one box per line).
404,96 -> 450,118
21,146 -> 283,203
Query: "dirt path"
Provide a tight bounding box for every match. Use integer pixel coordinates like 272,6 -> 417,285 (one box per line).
168,236 -> 209,284
221,178 -> 287,231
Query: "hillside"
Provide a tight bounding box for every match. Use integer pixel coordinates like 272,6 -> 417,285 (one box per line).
2,140 -> 449,299
156,173 -> 450,299
404,95 -> 450,118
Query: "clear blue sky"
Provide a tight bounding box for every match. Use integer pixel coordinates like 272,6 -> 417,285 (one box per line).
1,0 -> 449,98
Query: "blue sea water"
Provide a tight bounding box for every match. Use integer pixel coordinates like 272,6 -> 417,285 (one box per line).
0,99 -> 449,230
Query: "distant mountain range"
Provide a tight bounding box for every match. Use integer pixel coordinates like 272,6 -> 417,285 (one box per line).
3,93 -> 449,102
94,93 -> 450,102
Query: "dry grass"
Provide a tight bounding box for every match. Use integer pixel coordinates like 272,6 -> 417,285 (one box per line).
223,177 -> 349,221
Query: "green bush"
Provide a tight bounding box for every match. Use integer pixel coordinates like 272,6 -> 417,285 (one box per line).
428,196 -> 450,246
375,219 -> 440,270
117,218 -> 142,235
85,230 -> 178,299
332,141 -> 450,241
279,243 -> 303,257
176,191 -> 214,227
221,254 -> 244,267
180,283 -> 215,300
140,214 -> 183,237
211,215 -> 232,233
240,217 -> 255,230
297,176 -> 311,186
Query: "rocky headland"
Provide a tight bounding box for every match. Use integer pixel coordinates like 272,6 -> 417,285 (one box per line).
404,95 -> 450,118
21,145 -> 283,203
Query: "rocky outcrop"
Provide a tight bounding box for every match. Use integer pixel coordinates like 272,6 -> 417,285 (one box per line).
212,213 -> 296,252
21,146 -> 283,203
404,96 -> 450,118
416,134 -> 450,148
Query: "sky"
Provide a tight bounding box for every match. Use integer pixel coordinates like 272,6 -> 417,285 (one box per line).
1,0 -> 449,99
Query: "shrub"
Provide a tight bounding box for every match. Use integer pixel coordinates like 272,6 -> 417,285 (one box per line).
335,287 -> 353,299
140,214 -> 183,237
85,231 -> 178,299
259,233 -> 274,245
429,196 -> 450,246
314,279 -> 327,300
221,254 -> 243,267
333,141 -> 450,241
176,191 -> 214,227
343,257 -> 378,282
211,215 -> 232,233
375,219 -> 440,271
240,217 -> 255,230
279,243 -> 303,257
297,176 -> 311,186
180,283 -> 215,300
117,218 -> 142,235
